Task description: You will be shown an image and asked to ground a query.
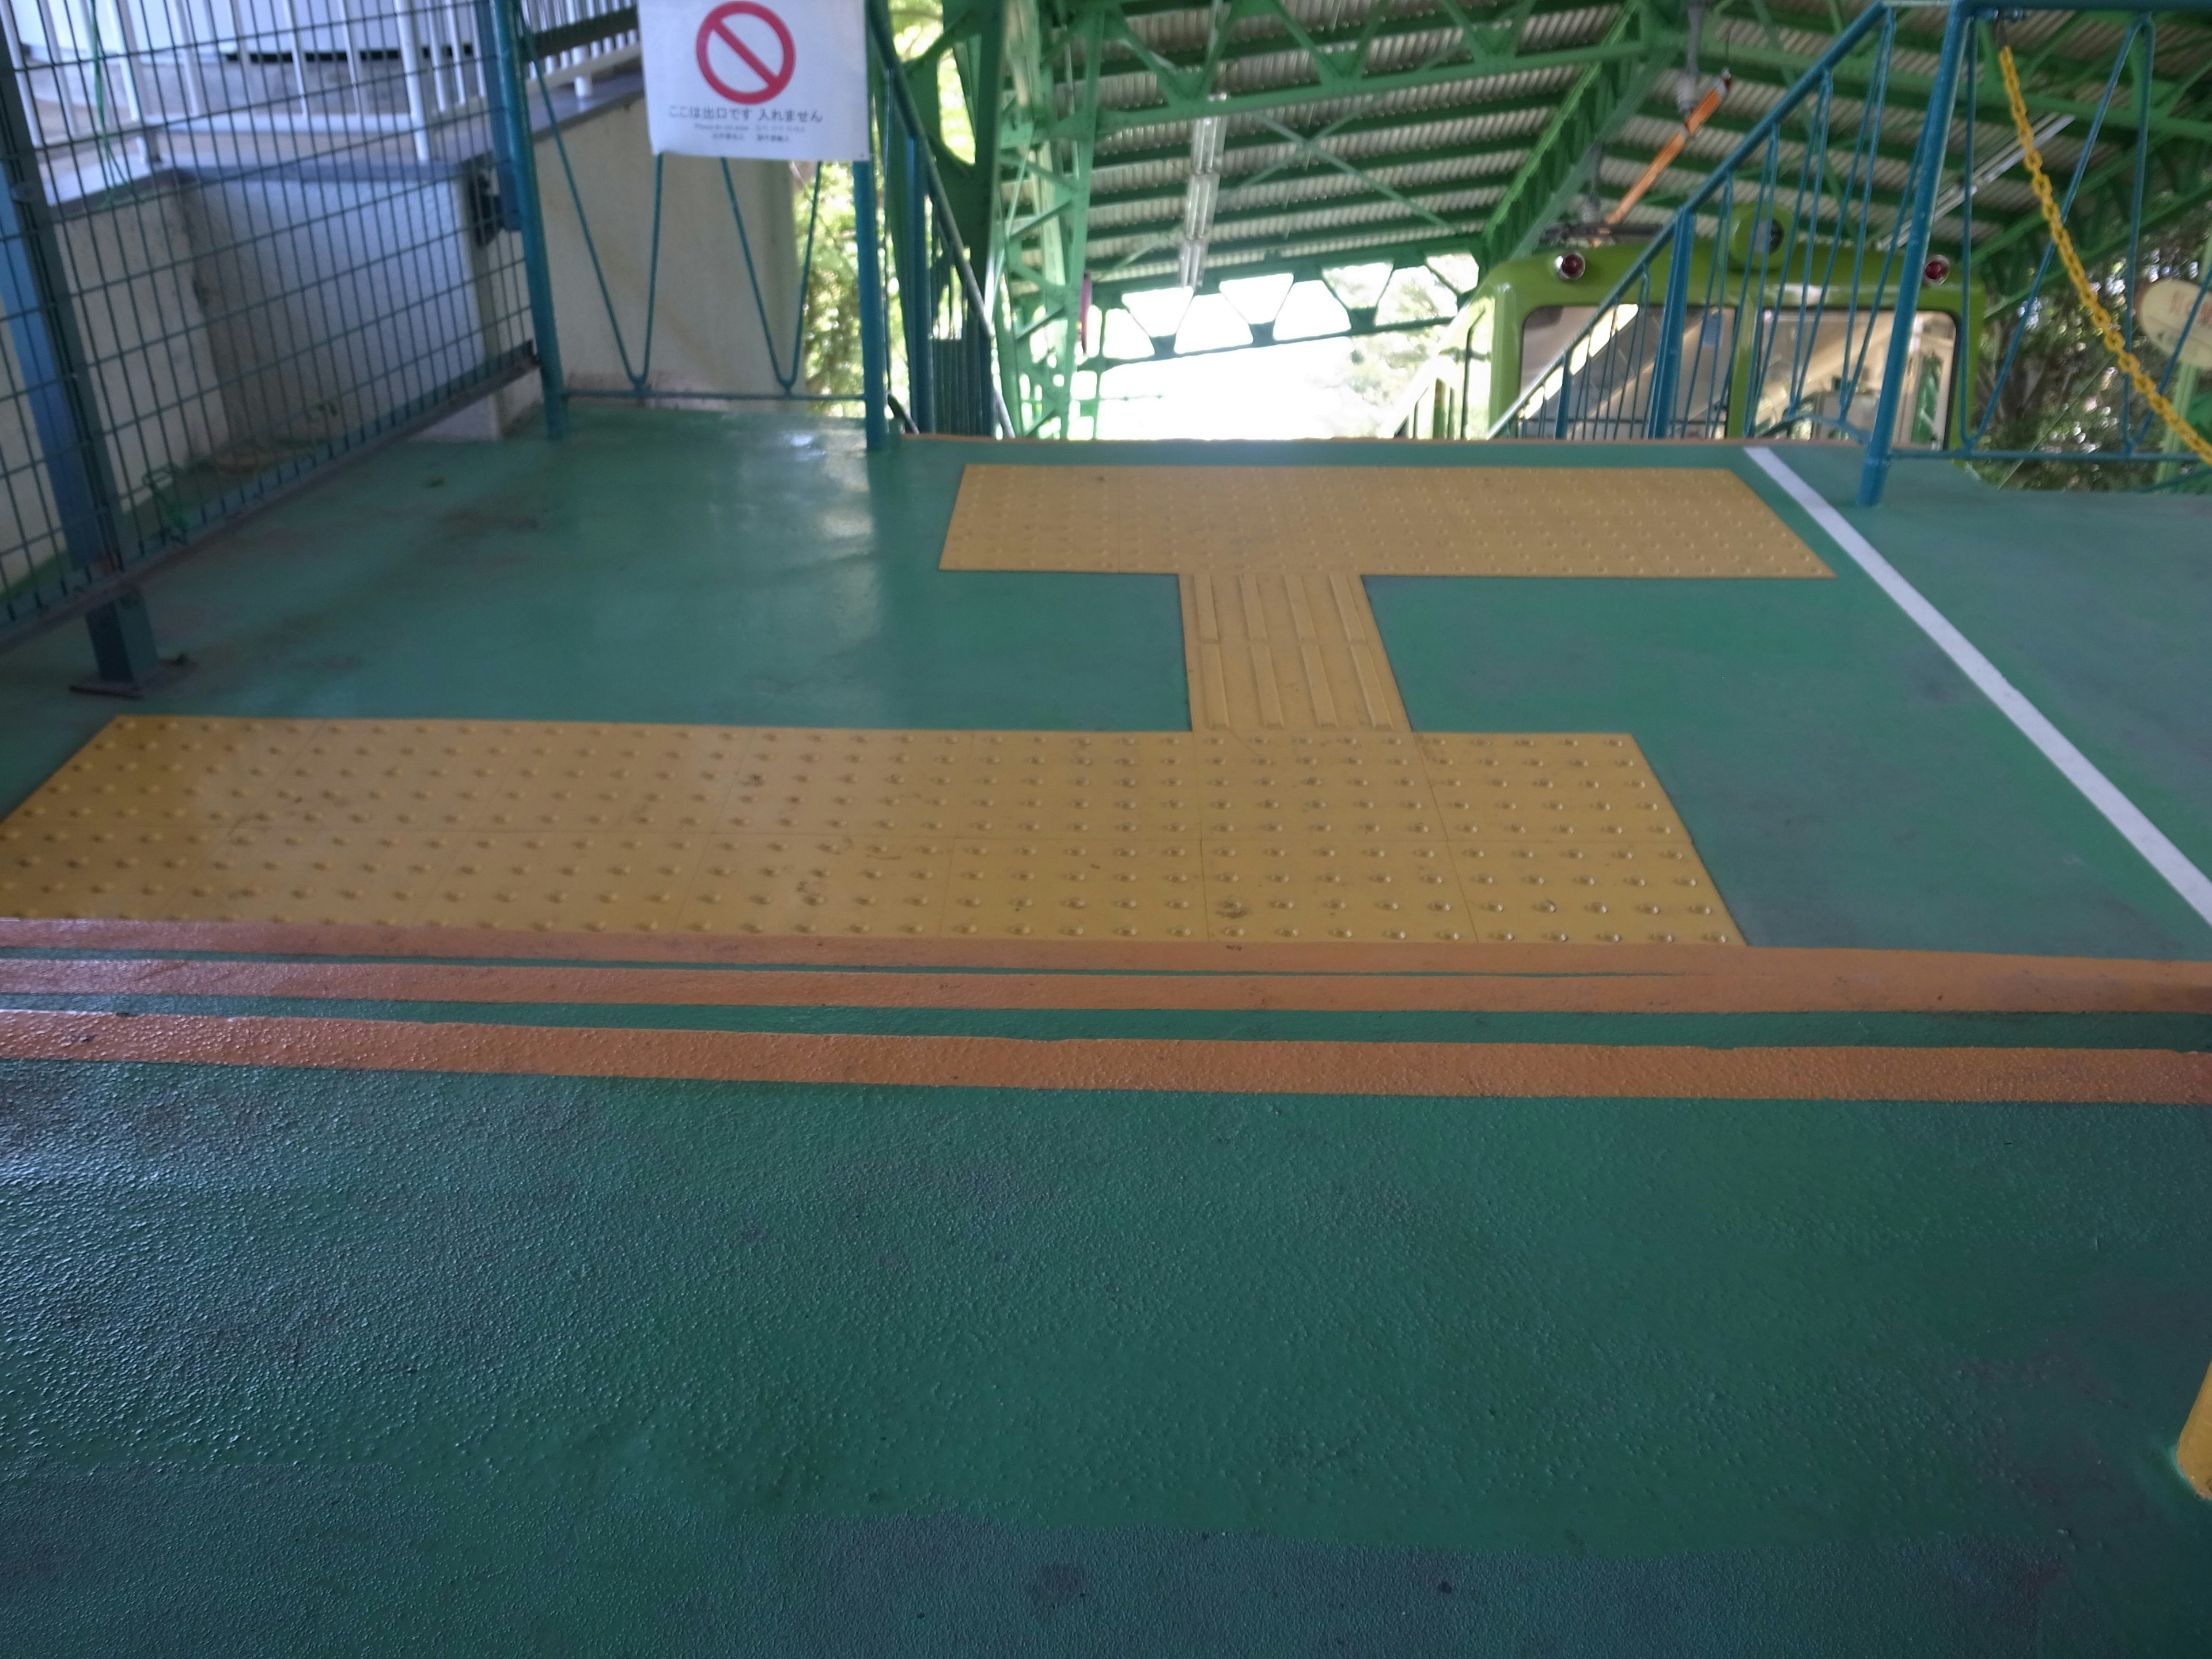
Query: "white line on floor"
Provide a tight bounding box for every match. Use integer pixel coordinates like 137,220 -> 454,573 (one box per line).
1745,445 -> 2212,933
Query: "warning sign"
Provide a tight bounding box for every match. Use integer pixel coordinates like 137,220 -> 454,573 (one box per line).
642,0 -> 868,161
695,3 -> 794,105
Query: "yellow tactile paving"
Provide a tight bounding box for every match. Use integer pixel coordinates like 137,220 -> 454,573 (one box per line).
0,718 -> 1739,945
943,465 -> 1832,579
683,835 -> 951,937
1180,570 -> 1410,732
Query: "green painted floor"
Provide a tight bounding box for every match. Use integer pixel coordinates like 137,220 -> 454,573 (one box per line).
4,408 -> 2212,1653
2,409 -> 2206,958
6,1050 -> 2212,1653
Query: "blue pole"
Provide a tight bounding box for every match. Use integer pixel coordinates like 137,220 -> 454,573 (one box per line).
1646,210 -> 1694,438
903,133 -> 934,433
854,161 -> 889,450
481,0 -> 569,438
0,77 -> 116,574
0,32 -> 170,691
1858,0 -> 1968,506
2119,17 -> 2152,452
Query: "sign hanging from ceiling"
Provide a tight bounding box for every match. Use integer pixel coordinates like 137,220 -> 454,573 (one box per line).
641,0 -> 869,161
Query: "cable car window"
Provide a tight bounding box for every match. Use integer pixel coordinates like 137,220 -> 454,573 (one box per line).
1520,305 -> 1599,392
1754,309 -> 1957,446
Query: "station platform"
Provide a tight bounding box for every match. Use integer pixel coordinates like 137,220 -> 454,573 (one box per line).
3,408 -> 2210,1653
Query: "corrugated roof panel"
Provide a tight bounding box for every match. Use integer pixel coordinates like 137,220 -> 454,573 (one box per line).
1112,0 -> 1619,69
1089,150 -> 1528,233
1093,107 -> 1552,202
1013,0 -> 2212,313
1090,187 -> 1499,261
1093,60 -> 1590,155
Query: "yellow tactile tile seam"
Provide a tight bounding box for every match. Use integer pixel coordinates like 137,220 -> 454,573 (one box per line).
1180,570 -> 1410,732
0,718 -> 1738,946
942,465 -> 1833,578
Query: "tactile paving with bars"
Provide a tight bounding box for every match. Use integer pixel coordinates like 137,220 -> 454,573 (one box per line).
0,719 -> 1740,945
942,465 -> 1832,578
1180,571 -> 1410,733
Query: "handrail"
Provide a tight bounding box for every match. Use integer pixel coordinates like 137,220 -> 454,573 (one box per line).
1486,0 -> 1892,440
866,0 -> 1012,439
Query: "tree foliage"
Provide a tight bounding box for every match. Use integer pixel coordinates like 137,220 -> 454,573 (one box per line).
794,1 -> 941,397
1968,207 -> 2211,490
794,164 -> 863,397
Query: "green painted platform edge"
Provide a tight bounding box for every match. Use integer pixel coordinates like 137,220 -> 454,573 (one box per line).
5,993 -> 2206,1051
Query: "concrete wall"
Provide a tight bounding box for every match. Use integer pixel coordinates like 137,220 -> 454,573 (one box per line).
185,170 -> 504,446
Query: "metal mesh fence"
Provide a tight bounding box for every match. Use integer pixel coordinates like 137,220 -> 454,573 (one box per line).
0,0 -> 626,660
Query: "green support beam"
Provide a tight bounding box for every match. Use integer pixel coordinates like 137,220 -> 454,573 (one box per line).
1089,122 -> 1555,219
1094,182 -> 1497,262
1078,307 -> 1453,375
1473,0 -> 1673,266
1090,236 -> 1484,313
907,1 -> 2212,437
1098,78 -> 1574,160
994,1 -> 1104,437
1075,0 -> 1642,134
1088,37 -> 1669,138
1715,39 -> 2212,144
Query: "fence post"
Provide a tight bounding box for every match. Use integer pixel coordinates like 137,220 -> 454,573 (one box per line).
854,161 -> 889,450
902,134 -> 934,433
480,0 -> 570,438
0,32 -> 171,694
1645,208 -> 1694,439
1858,0 -> 1968,506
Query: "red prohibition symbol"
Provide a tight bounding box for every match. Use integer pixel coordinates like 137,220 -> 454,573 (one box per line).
695,1 -> 796,105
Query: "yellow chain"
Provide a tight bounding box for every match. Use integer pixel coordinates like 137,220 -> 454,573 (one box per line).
1994,44 -> 2212,467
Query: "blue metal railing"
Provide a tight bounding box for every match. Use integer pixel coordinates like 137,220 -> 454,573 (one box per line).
0,0 -> 1000,690
1490,3 -> 1917,453
0,0 -> 617,684
1487,2 -> 2207,503
1937,7 -> 2209,494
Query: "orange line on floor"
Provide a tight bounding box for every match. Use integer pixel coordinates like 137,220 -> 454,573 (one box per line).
3,1008 -> 2207,1103
5,918 -> 2212,1014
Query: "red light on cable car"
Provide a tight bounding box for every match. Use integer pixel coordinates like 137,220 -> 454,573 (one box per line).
1555,251 -> 1588,281
1923,255 -> 1952,284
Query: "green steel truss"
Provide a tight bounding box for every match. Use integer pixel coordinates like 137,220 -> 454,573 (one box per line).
887,2 -> 2212,437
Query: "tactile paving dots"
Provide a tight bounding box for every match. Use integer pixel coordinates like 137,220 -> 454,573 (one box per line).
1452,843 -> 1734,944
486,725 -> 753,832
681,836 -> 952,936
0,718 -> 1741,945
9,718 -> 317,829
1422,733 -> 1688,842
260,725 -> 517,830
943,465 -> 1831,579
948,839 -> 1204,940
216,825 -> 461,925
429,833 -> 707,933
1205,839 -> 1467,943
0,821 -> 243,920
